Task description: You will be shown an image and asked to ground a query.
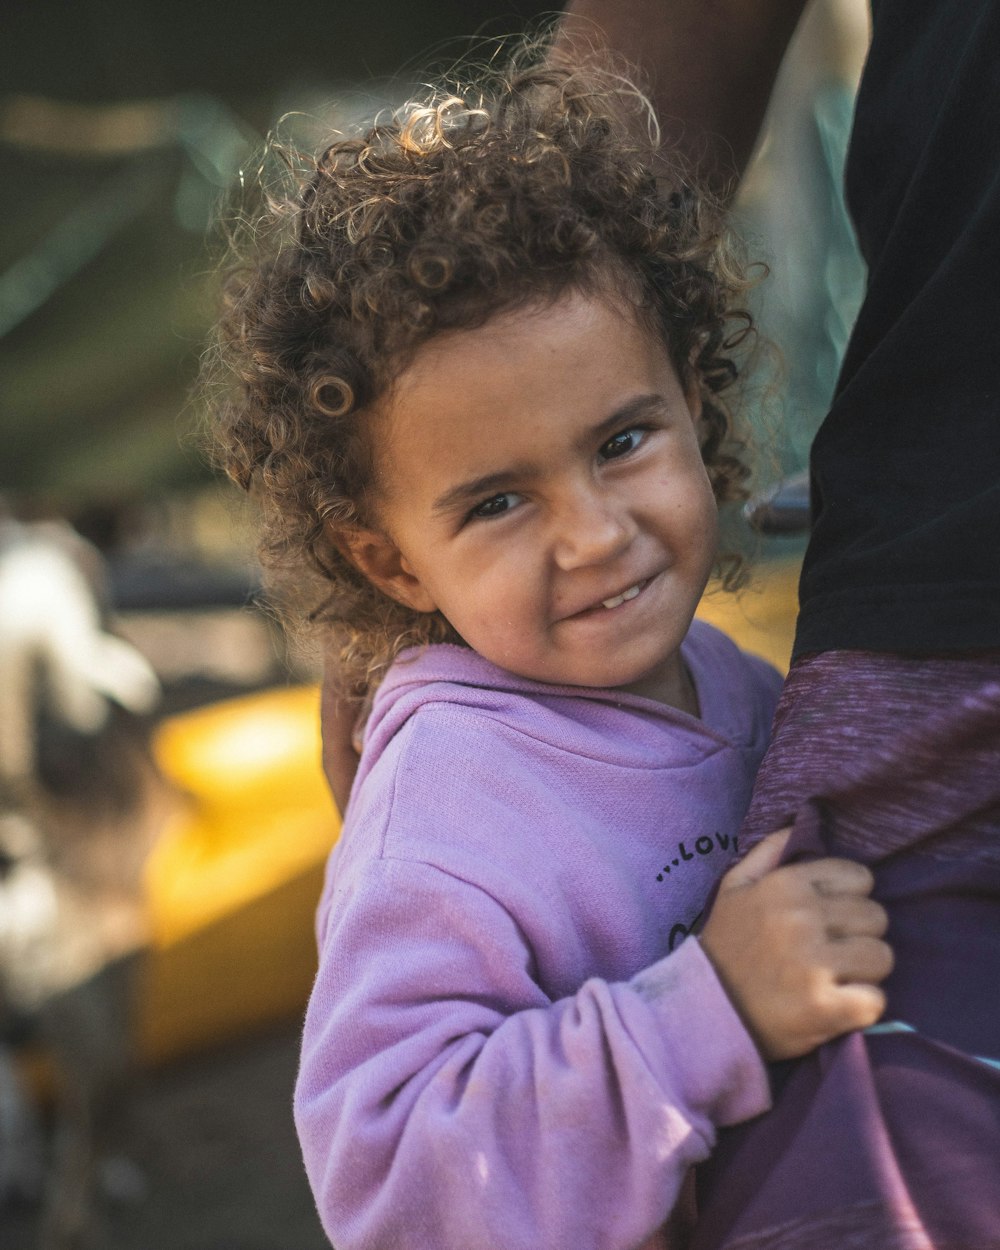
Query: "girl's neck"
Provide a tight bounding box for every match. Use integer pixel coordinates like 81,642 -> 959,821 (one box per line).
620,653 -> 700,717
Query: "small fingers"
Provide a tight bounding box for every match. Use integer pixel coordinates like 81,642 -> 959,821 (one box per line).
795,857 -> 875,898
721,827 -> 793,889
832,934 -> 895,985
827,980 -> 888,1035
812,860 -> 875,897
767,979 -> 889,1059
822,895 -> 889,941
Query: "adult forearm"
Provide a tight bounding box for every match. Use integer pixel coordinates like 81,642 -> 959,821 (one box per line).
553,0 -> 809,194
320,654 -> 362,814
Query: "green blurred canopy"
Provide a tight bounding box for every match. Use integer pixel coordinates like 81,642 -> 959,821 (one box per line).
1,0 -> 550,503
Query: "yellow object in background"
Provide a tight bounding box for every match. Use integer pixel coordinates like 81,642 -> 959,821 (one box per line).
139,685 -> 340,1064
696,557 -> 800,675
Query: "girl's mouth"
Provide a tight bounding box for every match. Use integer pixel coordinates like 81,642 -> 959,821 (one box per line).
600,580 -> 647,610
560,577 -> 654,622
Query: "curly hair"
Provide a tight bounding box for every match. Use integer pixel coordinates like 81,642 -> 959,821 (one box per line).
206,55 -> 756,690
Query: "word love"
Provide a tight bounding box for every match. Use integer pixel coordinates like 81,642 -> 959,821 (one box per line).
655,831 -> 738,881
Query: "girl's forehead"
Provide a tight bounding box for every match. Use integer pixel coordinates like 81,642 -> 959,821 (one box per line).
373,290 -> 688,494
394,289 -> 662,390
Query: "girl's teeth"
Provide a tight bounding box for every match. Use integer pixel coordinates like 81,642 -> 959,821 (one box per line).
602,583 -> 642,609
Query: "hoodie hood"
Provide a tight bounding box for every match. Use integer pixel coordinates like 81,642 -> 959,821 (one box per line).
355,621 -> 781,803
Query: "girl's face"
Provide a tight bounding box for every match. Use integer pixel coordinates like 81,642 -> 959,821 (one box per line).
350,290 -> 719,709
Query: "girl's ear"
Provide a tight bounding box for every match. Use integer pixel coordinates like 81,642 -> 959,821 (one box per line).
338,528 -> 438,614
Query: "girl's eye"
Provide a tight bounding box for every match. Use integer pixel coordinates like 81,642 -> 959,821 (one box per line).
468,492 -> 522,521
599,427 -> 646,461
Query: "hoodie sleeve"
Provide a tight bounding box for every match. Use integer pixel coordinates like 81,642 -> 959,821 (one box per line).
294,854 -> 770,1250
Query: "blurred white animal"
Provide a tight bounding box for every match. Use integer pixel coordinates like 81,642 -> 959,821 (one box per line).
0,520 -> 158,789
0,518 -> 160,1248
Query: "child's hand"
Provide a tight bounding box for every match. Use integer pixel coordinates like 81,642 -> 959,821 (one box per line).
699,829 -> 893,1061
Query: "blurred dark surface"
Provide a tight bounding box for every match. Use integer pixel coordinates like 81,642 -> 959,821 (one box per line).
2,1 -> 552,503
6,1023 -> 330,1250
108,556 -> 258,611
4,1 -> 551,104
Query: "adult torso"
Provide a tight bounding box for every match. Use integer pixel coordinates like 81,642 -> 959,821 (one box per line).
796,0 -> 1000,656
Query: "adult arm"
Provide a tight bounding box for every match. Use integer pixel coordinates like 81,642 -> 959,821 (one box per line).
552,0 -> 810,194
319,651 -> 362,815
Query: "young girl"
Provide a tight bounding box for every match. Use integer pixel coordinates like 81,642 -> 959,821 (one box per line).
209,59 -> 892,1250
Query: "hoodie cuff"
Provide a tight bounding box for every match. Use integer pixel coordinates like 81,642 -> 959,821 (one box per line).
630,936 -> 772,1127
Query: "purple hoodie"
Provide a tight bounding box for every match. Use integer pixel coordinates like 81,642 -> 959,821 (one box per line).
295,621 -> 782,1250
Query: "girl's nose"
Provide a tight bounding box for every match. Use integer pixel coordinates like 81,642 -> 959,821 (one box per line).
551,486 -> 634,570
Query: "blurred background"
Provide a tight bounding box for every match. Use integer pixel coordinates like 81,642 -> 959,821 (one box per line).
1,1 -> 868,1246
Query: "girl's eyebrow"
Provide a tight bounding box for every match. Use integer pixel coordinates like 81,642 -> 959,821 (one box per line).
432,469 -> 525,517
431,392 -> 667,517
588,393 -> 666,444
